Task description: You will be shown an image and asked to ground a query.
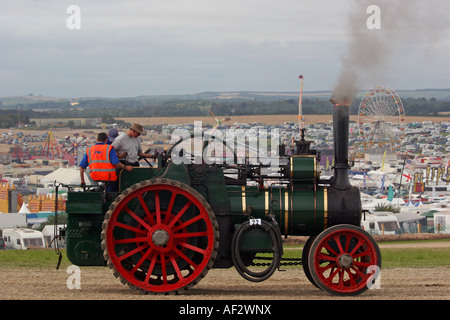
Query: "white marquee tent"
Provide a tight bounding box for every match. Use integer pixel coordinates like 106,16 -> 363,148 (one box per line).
40,168 -> 93,187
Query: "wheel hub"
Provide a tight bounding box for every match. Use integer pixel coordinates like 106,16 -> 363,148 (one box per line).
338,254 -> 353,269
151,229 -> 169,247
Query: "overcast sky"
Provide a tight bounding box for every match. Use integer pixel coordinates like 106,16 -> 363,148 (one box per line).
1,0 -> 449,98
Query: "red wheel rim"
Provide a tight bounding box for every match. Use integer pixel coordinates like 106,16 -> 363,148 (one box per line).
105,182 -> 216,293
310,226 -> 380,295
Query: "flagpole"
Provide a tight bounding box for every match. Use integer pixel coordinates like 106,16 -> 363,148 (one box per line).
399,151 -> 407,198
298,75 -> 304,136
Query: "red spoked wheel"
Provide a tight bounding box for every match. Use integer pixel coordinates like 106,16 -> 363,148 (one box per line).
308,224 -> 381,296
101,178 -> 219,294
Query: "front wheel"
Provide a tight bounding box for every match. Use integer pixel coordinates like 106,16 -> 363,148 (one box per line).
308,224 -> 381,296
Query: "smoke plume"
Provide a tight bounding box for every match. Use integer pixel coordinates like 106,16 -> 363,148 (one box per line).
331,0 -> 445,104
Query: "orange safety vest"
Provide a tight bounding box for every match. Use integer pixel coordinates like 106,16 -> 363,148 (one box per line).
86,144 -> 117,181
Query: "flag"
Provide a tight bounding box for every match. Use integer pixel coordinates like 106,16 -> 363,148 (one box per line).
405,159 -> 415,171
381,150 -> 386,171
387,185 -> 394,201
403,172 -> 412,182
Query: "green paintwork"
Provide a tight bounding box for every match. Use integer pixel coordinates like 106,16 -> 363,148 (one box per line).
227,184 -> 326,236
290,156 -> 319,181
65,154 -> 328,266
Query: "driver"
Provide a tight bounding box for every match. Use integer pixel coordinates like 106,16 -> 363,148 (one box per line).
112,123 -> 153,167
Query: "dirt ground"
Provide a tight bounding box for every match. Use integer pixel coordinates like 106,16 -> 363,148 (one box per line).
1,239 -> 450,301
1,265 -> 449,301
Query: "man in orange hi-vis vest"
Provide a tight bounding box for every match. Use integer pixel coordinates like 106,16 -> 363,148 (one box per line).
79,132 -> 133,187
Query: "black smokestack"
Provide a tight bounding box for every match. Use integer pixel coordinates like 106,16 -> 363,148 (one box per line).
326,99 -> 362,228
330,99 -> 352,190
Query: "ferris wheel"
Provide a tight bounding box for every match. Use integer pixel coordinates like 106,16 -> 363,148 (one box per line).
357,85 -> 406,153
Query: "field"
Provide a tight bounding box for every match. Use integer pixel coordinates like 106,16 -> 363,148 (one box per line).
1,239 -> 449,301
117,114 -> 450,126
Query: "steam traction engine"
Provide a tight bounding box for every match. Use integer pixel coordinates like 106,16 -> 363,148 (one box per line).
64,101 -> 381,296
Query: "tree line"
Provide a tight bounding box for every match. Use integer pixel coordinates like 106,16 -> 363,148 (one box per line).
1,97 -> 450,128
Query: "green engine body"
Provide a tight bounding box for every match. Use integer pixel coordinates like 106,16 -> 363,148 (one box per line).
65,152 -> 361,267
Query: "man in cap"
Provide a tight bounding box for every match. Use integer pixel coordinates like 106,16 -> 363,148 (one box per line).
107,128 -> 119,145
112,123 -> 152,167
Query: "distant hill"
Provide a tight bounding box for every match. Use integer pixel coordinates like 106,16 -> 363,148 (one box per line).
1,89 -> 450,123
2,88 -> 450,107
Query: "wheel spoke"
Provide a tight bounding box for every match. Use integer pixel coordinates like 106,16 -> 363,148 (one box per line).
138,194 -> 156,226
167,200 -> 192,228
170,255 -> 184,280
125,207 -> 152,231
163,190 -> 177,224
173,247 -> 198,269
317,251 -> 337,262
353,249 -> 371,260
113,222 -> 147,235
115,237 -> 148,244
160,253 -> 168,284
318,262 -> 337,275
131,247 -> 154,274
144,252 -> 158,283
178,241 -> 206,254
344,235 -> 352,252
332,235 -> 345,254
174,231 -> 208,239
322,242 -> 339,256
326,266 -> 340,282
117,244 -> 147,262
349,238 -> 365,256
350,265 -> 368,278
345,269 -> 357,287
154,191 -> 162,224
173,214 -> 203,232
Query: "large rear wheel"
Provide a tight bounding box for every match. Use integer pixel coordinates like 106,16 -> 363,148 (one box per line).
101,178 -> 219,294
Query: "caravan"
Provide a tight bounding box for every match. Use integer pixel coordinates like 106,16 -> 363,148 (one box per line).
42,224 -> 66,248
361,212 -> 400,235
434,213 -> 450,234
2,228 -> 45,250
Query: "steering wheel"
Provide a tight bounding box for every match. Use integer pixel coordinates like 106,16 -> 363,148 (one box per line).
164,133 -> 238,166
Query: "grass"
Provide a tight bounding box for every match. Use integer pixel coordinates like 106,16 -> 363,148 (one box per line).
0,240 -> 449,269
379,248 -> 450,268
0,249 -> 72,269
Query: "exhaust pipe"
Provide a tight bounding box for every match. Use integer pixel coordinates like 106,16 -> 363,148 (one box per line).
330,99 -> 352,190
326,99 -> 361,227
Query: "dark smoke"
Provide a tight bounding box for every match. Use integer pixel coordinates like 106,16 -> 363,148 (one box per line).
331,0 -> 445,104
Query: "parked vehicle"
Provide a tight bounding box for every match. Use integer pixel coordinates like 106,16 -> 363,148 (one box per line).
361,211 -> 400,235
2,228 -> 45,250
